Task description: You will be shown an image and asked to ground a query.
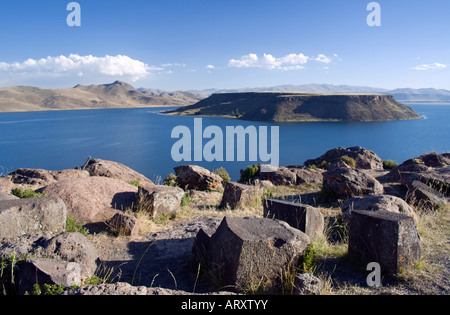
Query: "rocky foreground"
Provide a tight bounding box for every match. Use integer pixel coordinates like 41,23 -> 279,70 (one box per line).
0,147 -> 449,295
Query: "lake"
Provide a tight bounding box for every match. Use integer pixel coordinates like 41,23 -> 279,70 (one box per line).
0,103 -> 449,181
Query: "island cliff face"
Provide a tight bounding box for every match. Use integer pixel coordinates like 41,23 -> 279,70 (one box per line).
166,92 -> 423,122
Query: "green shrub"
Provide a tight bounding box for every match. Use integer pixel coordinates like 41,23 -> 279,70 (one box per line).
214,167 -> 231,185
11,188 -> 46,199
383,160 -> 398,170
181,193 -> 193,207
318,160 -> 328,170
299,244 -> 318,274
341,156 -> 356,168
239,165 -> 259,183
128,180 -> 142,187
308,164 -> 317,170
66,215 -> 89,236
163,173 -> 179,187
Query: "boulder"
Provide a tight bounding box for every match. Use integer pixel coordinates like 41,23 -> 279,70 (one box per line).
420,153 -> 449,168
322,168 -> 384,200
174,165 -> 223,191
137,184 -> 185,217
0,193 -> 19,201
293,273 -> 323,295
415,166 -> 450,196
288,167 -> 324,185
0,177 -> 22,194
9,168 -> 89,187
105,212 -> 140,237
348,210 -> 422,275
0,232 -> 99,290
304,146 -> 384,170
264,199 -> 324,241
0,197 -> 66,239
82,158 -> 154,186
342,194 -> 417,224
38,177 -> 138,224
406,180 -> 447,211
220,182 -> 263,209
17,258 -> 82,295
257,166 -> 297,186
206,217 -> 310,293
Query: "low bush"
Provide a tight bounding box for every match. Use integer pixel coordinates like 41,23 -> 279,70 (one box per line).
11,188 -> 46,199
383,160 -> 398,170
239,165 -> 259,183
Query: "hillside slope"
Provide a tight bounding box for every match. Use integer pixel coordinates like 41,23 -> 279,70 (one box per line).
0,81 -> 200,112
166,92 -> 423,122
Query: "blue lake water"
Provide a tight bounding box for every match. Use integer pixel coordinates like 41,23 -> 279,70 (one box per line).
0,103 -> 449,181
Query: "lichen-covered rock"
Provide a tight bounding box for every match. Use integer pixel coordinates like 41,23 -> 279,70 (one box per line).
342,194 -> 417,224
137,184 -> 185,217
0,197 -> 66,239
206,217 -> 310,293
174,165 -> 223,191
322,168 -> 384,200
220,182 -> 263,209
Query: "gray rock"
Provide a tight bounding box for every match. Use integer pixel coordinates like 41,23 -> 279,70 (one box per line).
82,158 -> 154,186
105,212 -> 140,237
348,210 -> 422,275
288,167 -> 324,185
17,258 -> 82,295
9,168 -> 89,187
342,194 -> 417,224
137,184 -> 185,217
0,197 -> 66,239
1,232 -> 99,293
294,273 -> 323,295
0,193 -> 19,201
264,199 -> 324,241
304,146 -> 384,170
220,182 -> 263,209
174,165 -> 223,191
322,167 -> 384,200
406,180 -> 447,211
257,166 -> 297,186
207,216 -> 310,293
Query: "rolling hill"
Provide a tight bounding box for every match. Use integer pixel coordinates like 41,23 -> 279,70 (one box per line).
0,81 -> 201,112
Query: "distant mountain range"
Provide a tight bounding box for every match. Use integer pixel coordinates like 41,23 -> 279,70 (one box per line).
0,82 -> 448,113
183,84 -> 450,102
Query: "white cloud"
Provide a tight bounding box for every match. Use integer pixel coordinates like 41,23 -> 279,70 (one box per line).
206,64 -> 215,69
228,53 -> 309,70
0,54 -> 152,83
412,63 -> 447,71
314,54 -> 332,64
228,52 -> 338,70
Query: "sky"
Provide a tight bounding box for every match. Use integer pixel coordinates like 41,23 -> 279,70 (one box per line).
0,0 -> 449,91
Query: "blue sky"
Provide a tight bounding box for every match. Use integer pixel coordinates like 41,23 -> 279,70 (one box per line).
0,0 -> 449,90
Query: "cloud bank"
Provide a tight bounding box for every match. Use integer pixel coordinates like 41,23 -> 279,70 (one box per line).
412,63 -> 447,71
0,54 -> 152,84
228,52 -> 333,70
